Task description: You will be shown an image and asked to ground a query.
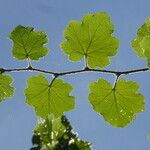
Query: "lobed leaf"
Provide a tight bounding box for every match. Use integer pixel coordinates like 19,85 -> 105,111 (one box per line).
61,12 -> 119,68
9,25 -> 49,60
0,74 -> 14,102
25,74 -> 75,118
131,18 -> 150,67
89,79 -> 145,127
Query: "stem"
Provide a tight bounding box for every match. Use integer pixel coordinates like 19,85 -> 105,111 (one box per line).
84,55 -> 88,68
113,75 -> 120,90
1,66 -> 149,77
27,58 -> 32,67
49,75 -> 58,87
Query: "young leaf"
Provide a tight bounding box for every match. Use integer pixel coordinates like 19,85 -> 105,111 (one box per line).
61,12 -> 119,68
9,25 -> 49,60
131,18 -> 150,67
30,115 -> 91,150
25,74 -> 75,118
0,74 -> 14,102
89,79 -> 145,127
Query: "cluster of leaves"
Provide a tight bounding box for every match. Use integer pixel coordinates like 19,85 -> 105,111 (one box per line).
0,12 -> 150,148
30,115 -> 91,150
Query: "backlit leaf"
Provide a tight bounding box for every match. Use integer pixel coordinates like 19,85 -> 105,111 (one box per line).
25,74 -> 75,118
131,18 -> 150,67
61,12 -> 119,68
0,74 -> 14,102
89,79 -> 145,127
9,25 -> 49,60
30,115 -> 91,150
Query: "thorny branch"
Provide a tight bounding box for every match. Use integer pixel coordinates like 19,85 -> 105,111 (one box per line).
0,66 -> 149,78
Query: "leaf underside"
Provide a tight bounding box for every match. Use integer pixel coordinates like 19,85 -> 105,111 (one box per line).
9,25 -> 49,60
61,12 -> 119,68
89,79 -> 145,127
25,74 -> 75,118
131,18 -> 150,68
31,115 -> 91,150
0,74 -> 14,102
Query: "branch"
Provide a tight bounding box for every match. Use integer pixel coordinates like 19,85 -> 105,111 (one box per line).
1,66 -> 149,77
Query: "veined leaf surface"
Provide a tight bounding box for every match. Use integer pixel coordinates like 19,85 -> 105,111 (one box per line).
25,74 -> 75,118
9,25 -> 49,60
61,12 -> 119,68
89,79 -> 145,127
132,18 -> 150,67
0,74 -> 14,102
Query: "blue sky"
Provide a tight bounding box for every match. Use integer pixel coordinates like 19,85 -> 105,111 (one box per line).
0,0 -> 150,150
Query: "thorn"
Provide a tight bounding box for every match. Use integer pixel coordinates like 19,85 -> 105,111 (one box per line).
84,66 -> 90,71
0,68 -> 5,74
27,66 -> 33,70
54,73 -> 59,78
115,72 -> 121,77
52,73 -> 59,78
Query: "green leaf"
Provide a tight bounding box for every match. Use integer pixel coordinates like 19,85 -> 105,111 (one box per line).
25,74 -> 75,118
61,12 -> 119,68
9,25 -> 49,60
0,74 -> 14,102
30,115 -> 91,150
89,79 -> 145,127
131,18 -> 150,67
140,37 -> 150,67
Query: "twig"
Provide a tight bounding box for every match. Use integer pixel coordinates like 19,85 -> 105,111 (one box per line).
1,66 -> 149,77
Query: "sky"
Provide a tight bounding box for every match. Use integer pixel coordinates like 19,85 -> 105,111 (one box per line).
0,0 -> 150,150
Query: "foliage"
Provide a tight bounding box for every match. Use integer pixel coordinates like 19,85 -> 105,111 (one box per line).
25,74 -> 75,118
89,79 -> 144,127
0,12 -> 150,148
61,12 -> 119,68
132,18 -> 150,67
30,115 -> 91,150
9,25 -> 49,60
0,74 -> 14,102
